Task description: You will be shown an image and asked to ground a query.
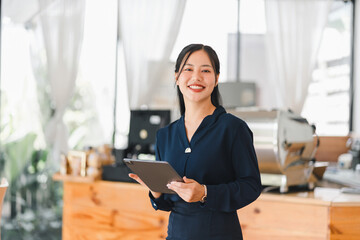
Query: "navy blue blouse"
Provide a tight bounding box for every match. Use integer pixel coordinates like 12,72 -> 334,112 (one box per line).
150,106 -> 262,240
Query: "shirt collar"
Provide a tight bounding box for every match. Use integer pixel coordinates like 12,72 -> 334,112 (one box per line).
180,105 -> 225,121
178,105 -> 226,135
200,105 -> 226,128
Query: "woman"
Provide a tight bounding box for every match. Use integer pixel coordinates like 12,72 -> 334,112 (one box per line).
129,43 -> 262,240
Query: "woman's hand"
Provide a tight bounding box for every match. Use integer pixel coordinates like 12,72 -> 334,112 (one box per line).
128,173 -> 162,199
167,176 -> 205,203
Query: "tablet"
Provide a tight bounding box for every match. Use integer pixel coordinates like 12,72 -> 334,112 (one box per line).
123,158 -> 183,194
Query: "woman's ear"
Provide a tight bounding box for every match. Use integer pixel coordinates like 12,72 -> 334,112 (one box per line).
215,74 -> 220,86
175,73 -> 179,85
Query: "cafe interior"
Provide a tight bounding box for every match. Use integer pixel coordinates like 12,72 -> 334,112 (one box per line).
1,0 -> 360,239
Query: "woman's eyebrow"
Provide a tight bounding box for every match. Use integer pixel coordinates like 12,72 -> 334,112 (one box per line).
184,63 -> 212,68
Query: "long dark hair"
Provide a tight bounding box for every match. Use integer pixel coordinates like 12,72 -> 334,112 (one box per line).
175,44 -> 222,115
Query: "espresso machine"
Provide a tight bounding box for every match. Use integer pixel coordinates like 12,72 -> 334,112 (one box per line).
229,109 -> 319,193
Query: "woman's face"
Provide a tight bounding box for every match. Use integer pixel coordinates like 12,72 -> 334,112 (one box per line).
176,50 -> 219,106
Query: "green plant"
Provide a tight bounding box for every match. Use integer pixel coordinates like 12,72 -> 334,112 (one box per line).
0,135 -> 62,240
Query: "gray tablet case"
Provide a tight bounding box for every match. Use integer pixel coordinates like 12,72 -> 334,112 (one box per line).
123,158 -> 183,194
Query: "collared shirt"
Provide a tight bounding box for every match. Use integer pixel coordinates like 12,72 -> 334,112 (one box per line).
149,106 -> 262,239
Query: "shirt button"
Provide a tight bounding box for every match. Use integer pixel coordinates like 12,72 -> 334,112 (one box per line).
185,147 -> 191,153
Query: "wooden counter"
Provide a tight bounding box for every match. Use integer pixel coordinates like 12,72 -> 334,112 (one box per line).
61,180 -> 169,239
238,188 -> 360,240
57,179 -> 360,240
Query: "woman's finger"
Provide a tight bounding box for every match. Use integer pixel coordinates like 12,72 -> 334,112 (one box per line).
167,182 -> 182,192
128,173 -> 146,186
183,176 -> 195,183
168,179 -> 204,202
129,173 -> 162,199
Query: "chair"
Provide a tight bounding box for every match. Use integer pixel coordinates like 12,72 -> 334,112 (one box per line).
0,178 -> 8,240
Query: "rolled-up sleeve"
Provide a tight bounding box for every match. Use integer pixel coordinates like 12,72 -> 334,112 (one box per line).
149,191 -> 173,211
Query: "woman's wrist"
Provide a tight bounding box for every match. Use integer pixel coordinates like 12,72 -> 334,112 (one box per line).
151,191 -> 162,199
200,184 -> 207,203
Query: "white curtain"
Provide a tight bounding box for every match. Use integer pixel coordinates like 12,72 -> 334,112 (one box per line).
264,0 -> 332,114
353,0 -> 360,134
2,0 -> 42,23
118,0 -> 186,109
39,0 -> 85,169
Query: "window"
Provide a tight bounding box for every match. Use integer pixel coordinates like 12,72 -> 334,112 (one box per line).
302,1 -> 353,136
171,0 -> 266,82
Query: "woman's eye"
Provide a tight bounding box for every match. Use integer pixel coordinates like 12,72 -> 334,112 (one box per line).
184,68 -> 192,71
202,69 -> 211,73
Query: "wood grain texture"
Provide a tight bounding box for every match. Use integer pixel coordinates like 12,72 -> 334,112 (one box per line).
329,206 -> 360,240
62,181 -> 169,240
60,181 -> 360,240
238,198 -> 329,240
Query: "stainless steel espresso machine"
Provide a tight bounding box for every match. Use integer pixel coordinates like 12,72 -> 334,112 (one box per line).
229,109 -> 319,193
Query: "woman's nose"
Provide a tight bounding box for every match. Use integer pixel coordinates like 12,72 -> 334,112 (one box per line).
191,69 -> 202,81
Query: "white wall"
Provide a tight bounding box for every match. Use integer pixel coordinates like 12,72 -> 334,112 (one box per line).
227,33 -> 273,108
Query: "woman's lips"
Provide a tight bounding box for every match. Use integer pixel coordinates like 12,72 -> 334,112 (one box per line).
188,84 -> 205,92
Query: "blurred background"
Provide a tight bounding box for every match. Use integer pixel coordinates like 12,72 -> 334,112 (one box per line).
0,0 -> 358,239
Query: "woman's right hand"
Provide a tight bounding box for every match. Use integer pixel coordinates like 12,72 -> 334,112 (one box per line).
128,173 -> 162,199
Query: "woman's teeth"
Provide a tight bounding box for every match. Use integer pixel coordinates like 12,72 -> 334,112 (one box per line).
189,85 -> 204,89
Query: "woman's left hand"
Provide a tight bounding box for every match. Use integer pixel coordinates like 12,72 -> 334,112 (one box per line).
167,176 -> 205,203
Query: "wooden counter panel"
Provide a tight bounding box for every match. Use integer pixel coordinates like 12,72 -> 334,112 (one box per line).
62,181 -> 169,240
238,197 -> 329,240
59,180 -> 360,240
63,182 -> 157,213
329,206 -> 360,240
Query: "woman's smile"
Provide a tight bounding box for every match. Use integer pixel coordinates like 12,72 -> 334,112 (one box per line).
188,84 -> 205,92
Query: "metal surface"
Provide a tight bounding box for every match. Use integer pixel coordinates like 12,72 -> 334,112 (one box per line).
229,109 -> 318,192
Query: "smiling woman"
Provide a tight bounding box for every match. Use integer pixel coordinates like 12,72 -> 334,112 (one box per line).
129,44 -> 262,240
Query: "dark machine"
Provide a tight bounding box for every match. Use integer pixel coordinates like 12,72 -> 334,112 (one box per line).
126,110 -> 171,157
102,109 -> 171,182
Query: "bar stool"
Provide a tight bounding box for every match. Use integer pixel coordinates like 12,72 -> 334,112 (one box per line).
0,178 -> 8,240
